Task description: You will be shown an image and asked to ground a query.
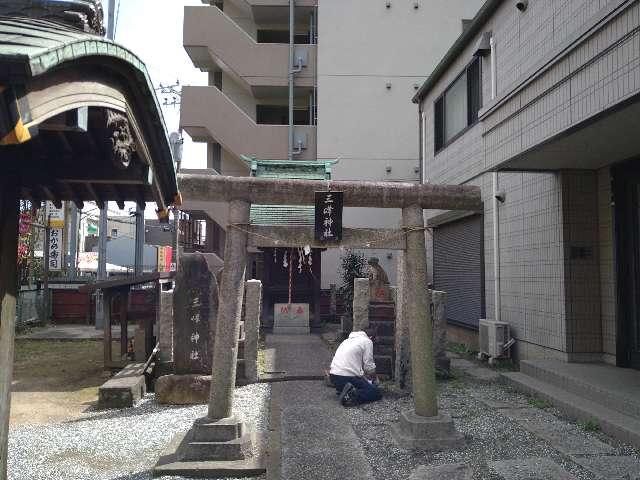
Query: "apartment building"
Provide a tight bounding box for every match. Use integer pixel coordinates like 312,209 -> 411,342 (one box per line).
414,0 -> 640,369
179,0 -> 484,288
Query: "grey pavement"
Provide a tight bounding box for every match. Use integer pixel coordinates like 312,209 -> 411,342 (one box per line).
266,333 -> 373,480
262,334 -> 332,379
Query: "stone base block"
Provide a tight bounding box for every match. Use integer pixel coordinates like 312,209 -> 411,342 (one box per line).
155,374 -> 210,405
153,429 -> 265,478
391,410 -> 465,451
193,415 -> 246,442
155,372 -> 245,405
180,432 -> 254,462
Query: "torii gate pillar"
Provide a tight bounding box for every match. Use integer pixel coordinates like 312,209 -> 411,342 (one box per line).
390,204 -> 465,450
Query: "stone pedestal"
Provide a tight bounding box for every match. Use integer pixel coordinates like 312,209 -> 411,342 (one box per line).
273,303 -> 310,334
352,278 -> 369,331
391,409 -> 465,451
153,415 -> 265,478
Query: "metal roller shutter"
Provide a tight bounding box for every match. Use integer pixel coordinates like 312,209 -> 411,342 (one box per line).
433,215 -> 484,329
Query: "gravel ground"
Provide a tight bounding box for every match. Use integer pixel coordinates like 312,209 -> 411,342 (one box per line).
344,377 -> 640,480
8,383 -> 270,480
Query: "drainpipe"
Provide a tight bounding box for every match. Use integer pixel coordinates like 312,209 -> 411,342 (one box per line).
288,0 -> 295,161
493,172 -> 501,323
490,35 -> 497,100
490,34 -> 501,322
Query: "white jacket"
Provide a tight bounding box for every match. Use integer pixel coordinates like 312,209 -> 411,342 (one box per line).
329,331 -> 376,377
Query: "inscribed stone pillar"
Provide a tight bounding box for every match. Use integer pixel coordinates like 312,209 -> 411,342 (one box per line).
329,284 -> 337,320
173,253 -> 221,374
157,282 -> 174,363
431,290 -> 450,375
209,200 -> 250,420
352,278 -> 370,332
244,279 -> 262,384
0,180 -> 18,480
402,204 -> 436,417
394,250 -> 412,390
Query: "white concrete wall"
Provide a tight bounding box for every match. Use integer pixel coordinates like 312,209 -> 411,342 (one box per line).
317,0 -> 484,287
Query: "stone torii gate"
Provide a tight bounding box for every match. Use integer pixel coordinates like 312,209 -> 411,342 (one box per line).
155,174 -> 482,476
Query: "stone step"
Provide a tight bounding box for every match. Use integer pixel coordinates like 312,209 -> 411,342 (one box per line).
520,360 -> 640,421
501,371 -> 640,449
98,362 -> 146,409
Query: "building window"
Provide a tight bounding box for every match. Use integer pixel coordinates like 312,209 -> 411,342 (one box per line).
111,228 -> 118,238
434,57 -> 481,152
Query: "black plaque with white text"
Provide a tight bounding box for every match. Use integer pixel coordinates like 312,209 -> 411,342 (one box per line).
315,191 -> 343,242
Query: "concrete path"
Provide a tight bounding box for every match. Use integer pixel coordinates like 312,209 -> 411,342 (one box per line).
262,334 -> 332,380
265,333 -> 374,480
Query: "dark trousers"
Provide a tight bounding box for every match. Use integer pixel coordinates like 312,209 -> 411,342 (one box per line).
330,374 -> 382,404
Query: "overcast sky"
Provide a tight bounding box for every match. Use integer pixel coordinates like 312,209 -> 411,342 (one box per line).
99,0 -> 208,215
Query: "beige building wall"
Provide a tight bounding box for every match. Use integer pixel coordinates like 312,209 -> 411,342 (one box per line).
317,0 -> 485,288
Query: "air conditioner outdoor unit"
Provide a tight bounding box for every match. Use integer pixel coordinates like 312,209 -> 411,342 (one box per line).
478,319 -> 515,365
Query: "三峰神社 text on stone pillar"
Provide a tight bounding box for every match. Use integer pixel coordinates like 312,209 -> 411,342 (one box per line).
154,174 -> 481,477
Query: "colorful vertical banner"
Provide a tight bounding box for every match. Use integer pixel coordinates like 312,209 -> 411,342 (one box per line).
157,246 -> 173,272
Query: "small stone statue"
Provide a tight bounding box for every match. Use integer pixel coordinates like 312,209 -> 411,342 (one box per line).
367,257 -> 391,302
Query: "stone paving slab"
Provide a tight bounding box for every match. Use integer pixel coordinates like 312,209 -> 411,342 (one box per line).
263,334 -> 332,379
500,408 -> 614,455
570,455 -> 640,479
408,463 -> 472,480
280,380 -> 374,480
463,367 -> 501,382
489,457 -> 577,479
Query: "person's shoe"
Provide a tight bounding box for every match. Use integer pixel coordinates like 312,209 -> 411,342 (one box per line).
339,383 -> 358,407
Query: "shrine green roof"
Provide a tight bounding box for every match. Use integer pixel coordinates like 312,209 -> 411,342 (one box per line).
242,156 -> 339,226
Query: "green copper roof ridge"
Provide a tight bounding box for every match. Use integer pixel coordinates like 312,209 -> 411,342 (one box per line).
240,154 -> 340,166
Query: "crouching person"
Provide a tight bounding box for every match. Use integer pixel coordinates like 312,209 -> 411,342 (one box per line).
329,329 -> 382,407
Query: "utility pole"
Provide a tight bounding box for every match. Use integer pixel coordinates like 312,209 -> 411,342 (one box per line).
107,0 -> 116,40
67,203 -> 79,280
134,206 -> 144,275
43,220 -> 50,324
96,0 -> 116,329
169,132 -> 183,273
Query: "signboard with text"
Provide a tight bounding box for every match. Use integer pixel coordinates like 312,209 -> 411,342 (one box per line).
45,201 -> 65,228
48,228 -> 63,271
314,191 -> 343,242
